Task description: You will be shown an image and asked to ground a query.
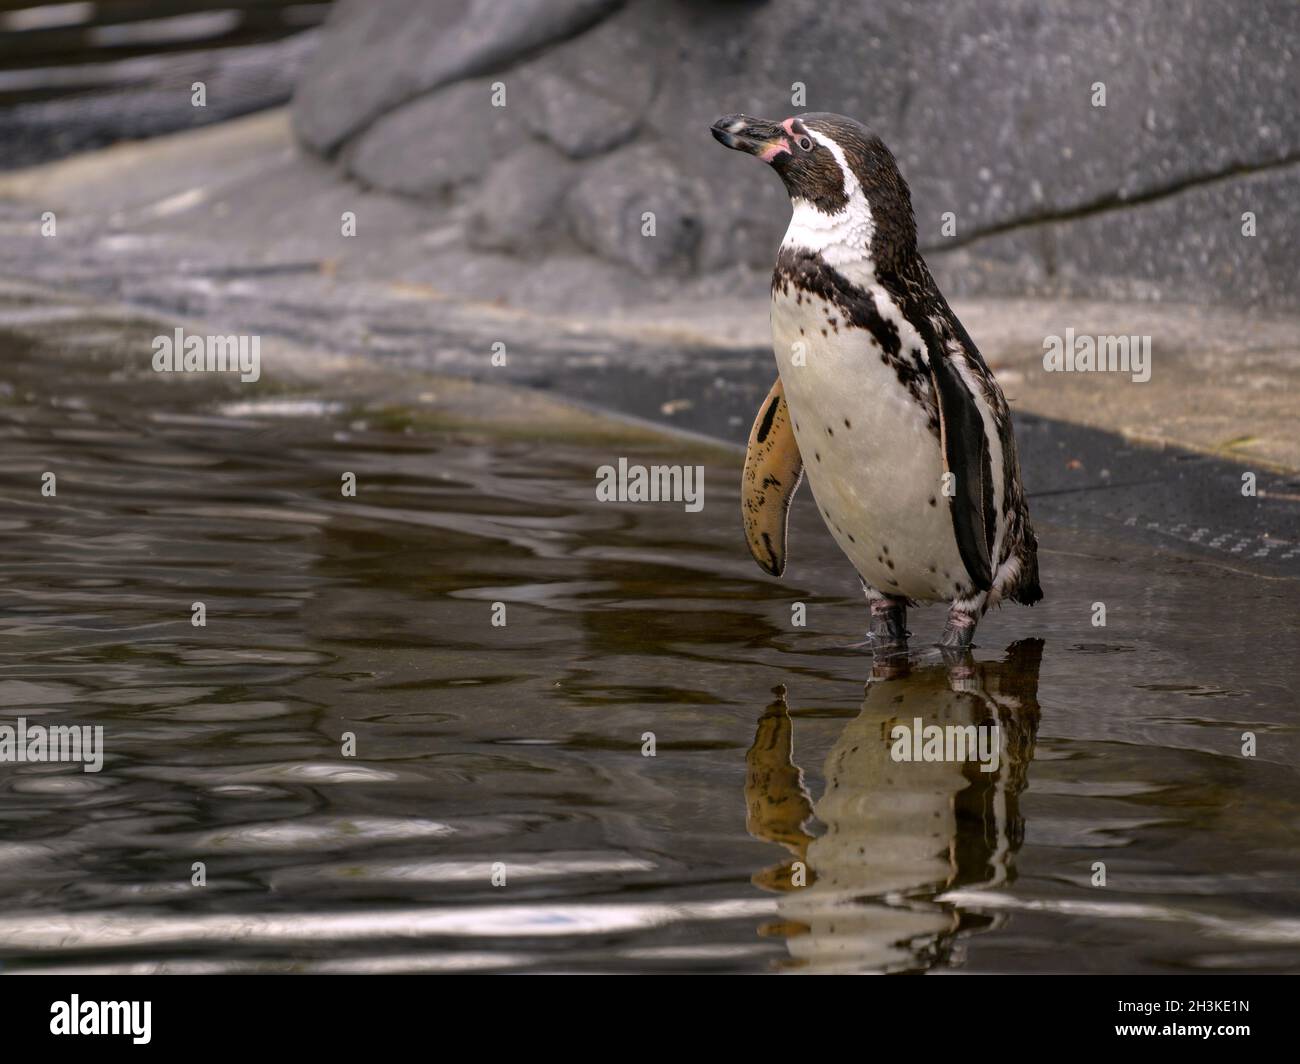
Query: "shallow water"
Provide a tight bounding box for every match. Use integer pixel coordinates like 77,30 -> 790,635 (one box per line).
1,302 -> 1298,974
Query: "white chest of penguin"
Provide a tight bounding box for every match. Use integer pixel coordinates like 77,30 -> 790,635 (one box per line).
769,283 -> 968,603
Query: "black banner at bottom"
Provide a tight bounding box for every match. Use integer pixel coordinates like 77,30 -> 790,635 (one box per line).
0,974 -> 1287,1051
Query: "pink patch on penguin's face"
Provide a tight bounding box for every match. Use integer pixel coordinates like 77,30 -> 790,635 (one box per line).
757,118 -> 802,161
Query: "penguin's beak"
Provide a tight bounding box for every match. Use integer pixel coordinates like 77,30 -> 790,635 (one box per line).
711,114 -> 790,163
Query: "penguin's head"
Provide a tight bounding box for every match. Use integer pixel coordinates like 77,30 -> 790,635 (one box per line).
711,111 -> 916,263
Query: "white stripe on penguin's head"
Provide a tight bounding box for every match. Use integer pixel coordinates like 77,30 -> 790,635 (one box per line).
780,129 -> 876,268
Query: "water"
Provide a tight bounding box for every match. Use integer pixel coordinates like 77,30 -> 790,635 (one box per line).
1,296 -> 1298,974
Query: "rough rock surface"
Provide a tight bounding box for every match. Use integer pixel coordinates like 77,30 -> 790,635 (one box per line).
467,141 -> 575,252
513,13 -> 656,160
291,0 -> 1300,310
291,0 -> 624,154
568,144 -> 707,275
346,77 -> 520,196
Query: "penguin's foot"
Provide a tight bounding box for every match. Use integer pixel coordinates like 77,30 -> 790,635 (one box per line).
867,597 -> 909,650
938,607 -> 978,649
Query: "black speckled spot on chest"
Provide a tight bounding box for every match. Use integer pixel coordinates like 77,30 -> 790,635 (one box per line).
773,248 -> 938,435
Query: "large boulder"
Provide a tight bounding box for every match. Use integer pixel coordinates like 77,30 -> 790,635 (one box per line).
345,77 -> 520,196
292,0 -> 624,153
567,143 -> 706,275
466,141 -> 576,253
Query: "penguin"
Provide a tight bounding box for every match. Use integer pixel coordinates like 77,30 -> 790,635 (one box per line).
713,111 -> 1042,648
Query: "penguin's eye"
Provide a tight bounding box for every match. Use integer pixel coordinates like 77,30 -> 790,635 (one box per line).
796,136 -> 813,152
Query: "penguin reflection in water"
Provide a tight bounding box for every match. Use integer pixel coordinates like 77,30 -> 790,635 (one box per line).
745,641 -> 1042,974
713,112 -> 1042,648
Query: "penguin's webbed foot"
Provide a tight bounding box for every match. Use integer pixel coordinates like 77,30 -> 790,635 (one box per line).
938,607 -> 978,649
867,597 -> 909,652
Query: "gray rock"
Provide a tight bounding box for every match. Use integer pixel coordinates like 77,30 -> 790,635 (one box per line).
897,1 -> 1300,236
292,0 -> 624,154
467,142 -> 575,252
346,78 -> 519,197
514,9 -> 657,159
929,160 -> 1300,311
291,0 -> 1300,309
567,143 -> 706,275
517,71 -> 642,159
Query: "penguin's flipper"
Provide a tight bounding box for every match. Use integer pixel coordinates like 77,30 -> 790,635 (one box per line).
742,377 -> 804,576
929,355 -> 995,592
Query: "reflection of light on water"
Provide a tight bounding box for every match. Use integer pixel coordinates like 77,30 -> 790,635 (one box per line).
269,855 -> 659,888
941,890 -> 1300,944
19,953 -> 538,975
1,3 -> 95,33
194,816 -> 458,852
90,11 -> 243,48
0,898 -> 779,951
219,399 -> 346,418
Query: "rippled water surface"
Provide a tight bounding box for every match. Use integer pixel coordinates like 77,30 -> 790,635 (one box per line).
1,300 -> 1298,973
